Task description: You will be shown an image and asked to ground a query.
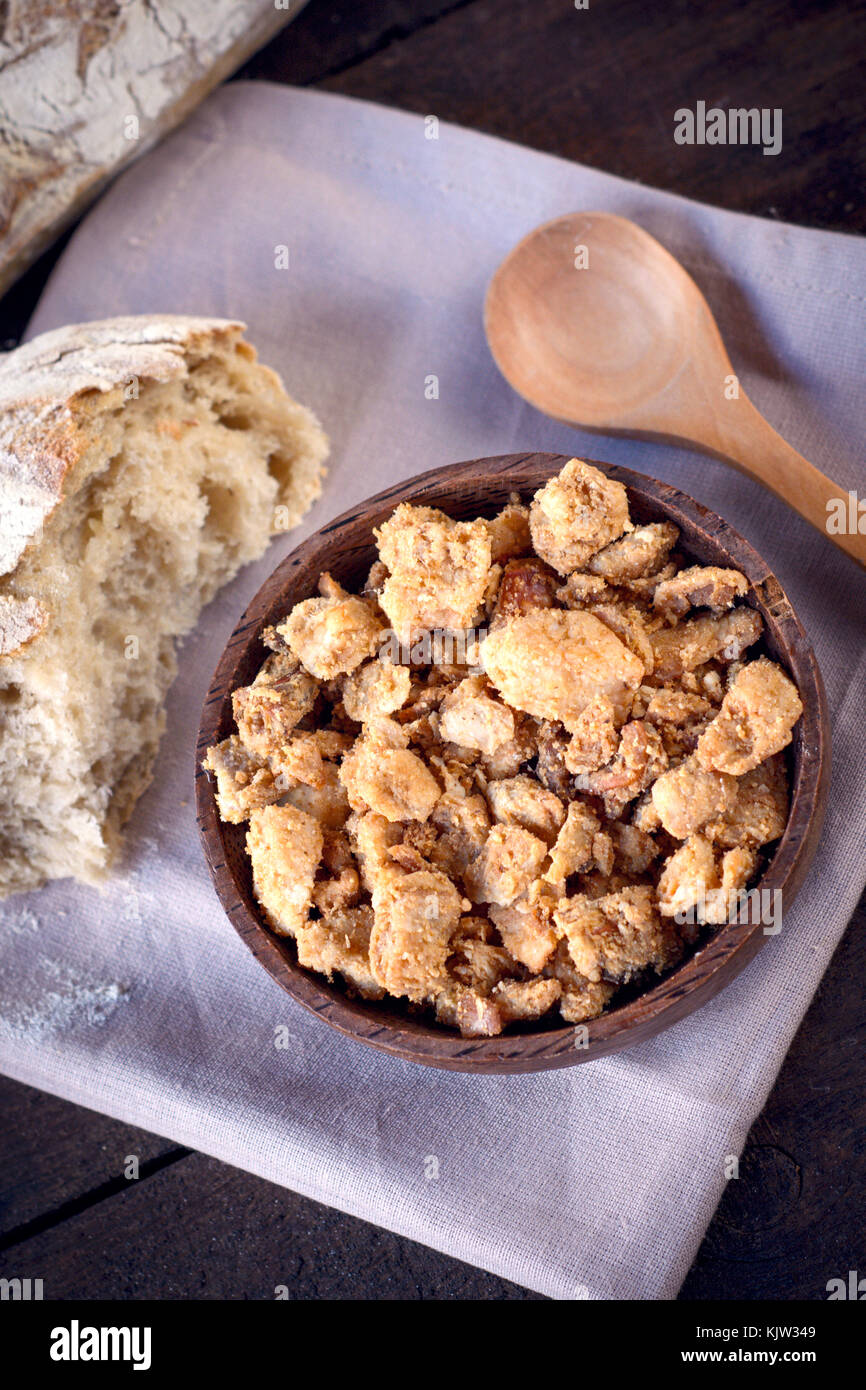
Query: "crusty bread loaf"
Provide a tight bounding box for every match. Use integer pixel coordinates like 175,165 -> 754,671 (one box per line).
0,1 -> 300,297
0,315 -> 328,897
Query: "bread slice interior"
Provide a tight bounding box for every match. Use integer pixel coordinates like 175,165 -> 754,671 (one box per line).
0,331 -> 326,895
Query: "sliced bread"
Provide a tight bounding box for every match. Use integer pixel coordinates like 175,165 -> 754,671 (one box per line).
0,314 -> 328,896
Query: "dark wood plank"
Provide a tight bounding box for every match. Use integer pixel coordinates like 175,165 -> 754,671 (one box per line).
0,1076 -> 181,1236
307,0 -> 866,234
0,1146 -> 540,1300
236,0 -> 473,86
680,892 -> 866,1299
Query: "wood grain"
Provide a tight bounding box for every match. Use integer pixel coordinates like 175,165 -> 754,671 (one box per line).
296,0 -> 866,234
196,452 -> 829,1074
0,1077 -> 179,1239
681,891 -> 866,1299
0,1135 -> 540,1300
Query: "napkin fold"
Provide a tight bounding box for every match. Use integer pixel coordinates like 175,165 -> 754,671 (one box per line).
2,84 -> 864,1300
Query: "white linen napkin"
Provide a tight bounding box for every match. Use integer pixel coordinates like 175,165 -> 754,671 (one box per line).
2,83 -> 864,1300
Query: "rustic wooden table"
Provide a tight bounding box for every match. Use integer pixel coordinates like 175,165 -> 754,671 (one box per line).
1,0 -> 864,1300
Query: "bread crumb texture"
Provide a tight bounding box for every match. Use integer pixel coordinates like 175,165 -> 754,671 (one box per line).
0,315 -> 328,896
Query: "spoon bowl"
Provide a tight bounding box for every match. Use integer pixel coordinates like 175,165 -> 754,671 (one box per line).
487,213 -> 697,423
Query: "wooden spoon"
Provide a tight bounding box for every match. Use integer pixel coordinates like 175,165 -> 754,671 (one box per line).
485,211 -> 865,567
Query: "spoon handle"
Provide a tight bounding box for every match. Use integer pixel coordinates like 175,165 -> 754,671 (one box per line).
713,393 -> 866,569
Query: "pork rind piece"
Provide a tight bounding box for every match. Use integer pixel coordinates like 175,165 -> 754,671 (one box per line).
482,563 -> 503,618
656,834 -> 719,920
544,800 -> 600,884
396,672 -> 456,725
361,559 -> 389,600
659,839 -> 761,930
529,458 -> 630,574
278,577 -> 384,679
651,753 -> 738,840
246,805 -> 323,937
393,816 -> 439,860
435,987 -> 506,1037
651,607 -> 762,680
433,927 -> 524,1036
312,860 -> 361,915
489,556 -> 559,631
257,624 -> 296,662
632,790 -> 663,834
481,609 -> 644,731
587,522 -> 679,583
556,572 -> 608,609
645,687 -> 713,728
574,720 -> 668,818
701,847 -> 761,926
388,842 -> 433,876
368,868 -> 465,1001
479,713 -> 537,780
485,496 -> 532,563
295,905 -> 384,999
429,753 -> 476,798
706,754 -> 789,849
433,915 -> 512,1015
437,674 -> 515,755
696,658 -> 803,775
252,651 -> 305,688
374,504 -> 492,642
448,918 -> 517,994
563,695 -> 619,774
589,601 -> 656,674
644,687 -> 714,759
275,730 -> 353,787
282,763 -> 350,830
202,735 -> 284,824
464,825 -> 549,906
653,564 -> 748,618
592,830 -> 615,876
321,828 -> 356,873
489,885 -> 560,971
311,830 -> 361,913
434,967 -> 550,1039
555,885 -> 680,984
534,720 -> 574,797
340,719 -> 441,822
232,671 -> 318,763
430,789 -> 491,882
492,977 -> 561,1025
348,810 -> 403,891
485,774 -> 565,846
544,941 -> 617,1023
341,659 -> 411,723
610,821 -> 659,875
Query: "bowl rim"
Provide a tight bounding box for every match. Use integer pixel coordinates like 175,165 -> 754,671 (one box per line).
195,451 -> 830,1074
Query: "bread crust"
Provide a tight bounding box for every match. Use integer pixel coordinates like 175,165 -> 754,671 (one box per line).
0,594 -> 48,657
0,3 -> 296,297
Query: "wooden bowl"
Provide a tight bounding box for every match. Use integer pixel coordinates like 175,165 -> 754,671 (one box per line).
195,453 -> 829,1073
